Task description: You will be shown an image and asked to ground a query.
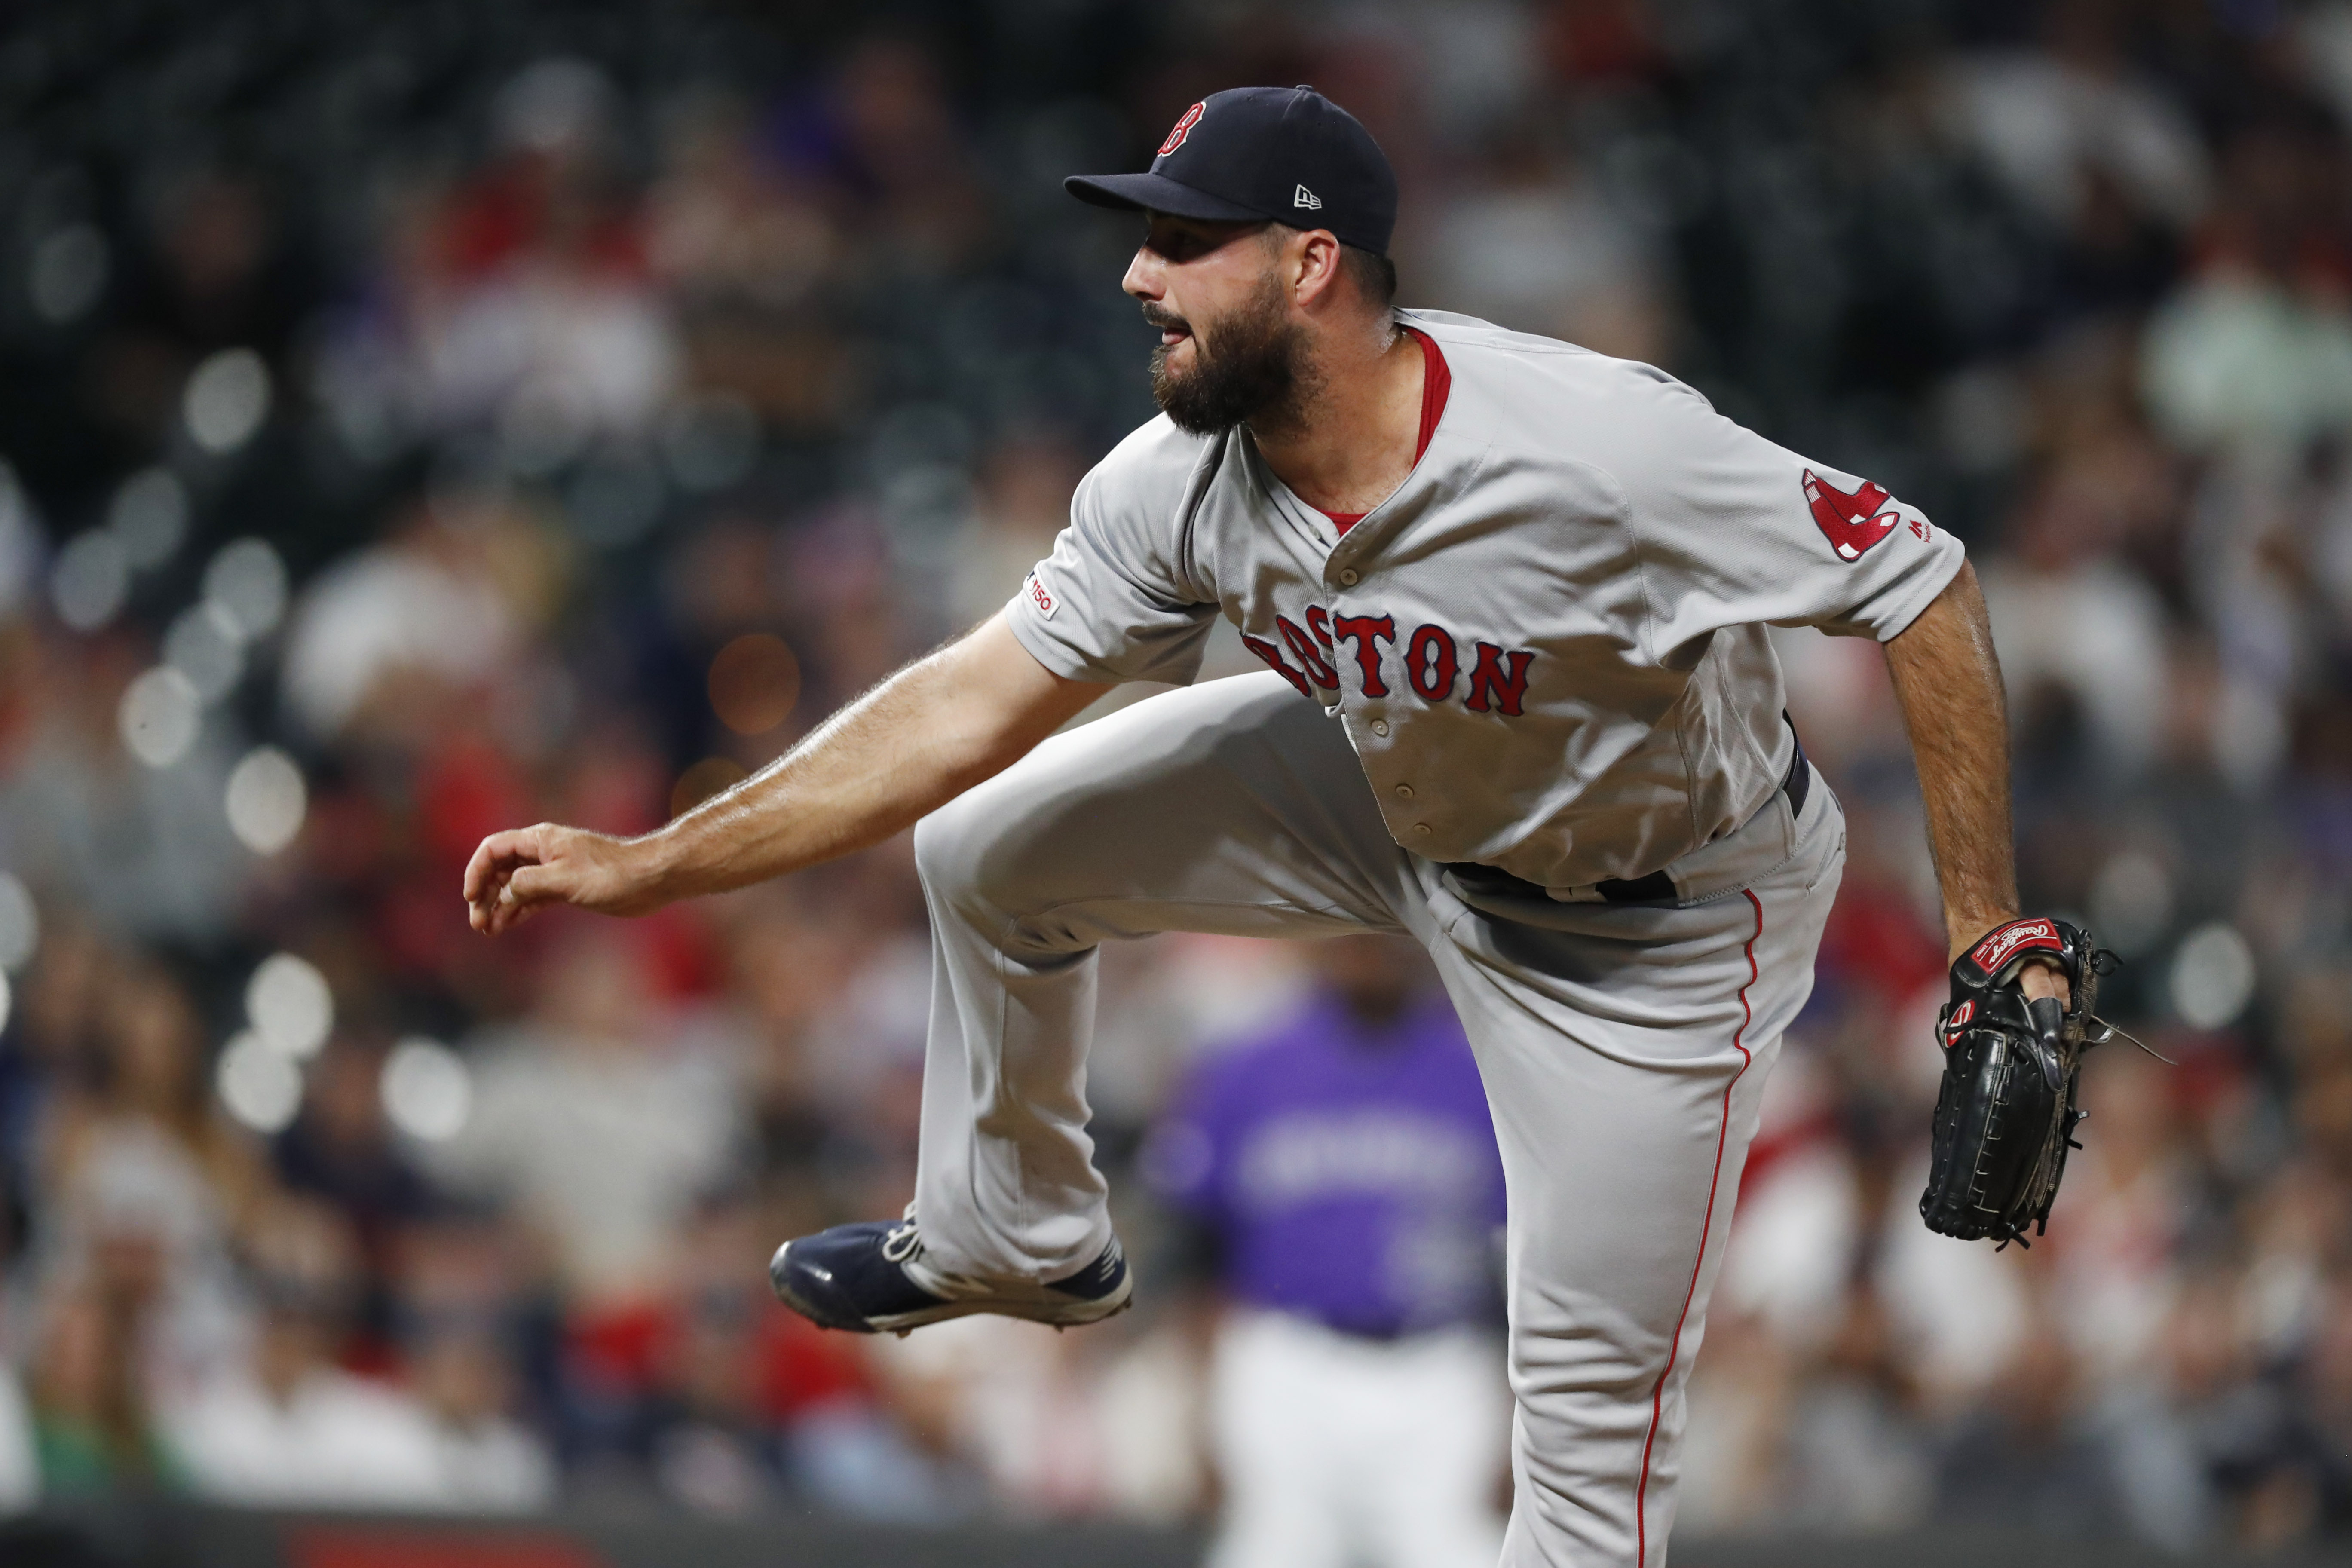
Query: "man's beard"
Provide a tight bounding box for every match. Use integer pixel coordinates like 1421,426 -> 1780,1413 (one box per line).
1146,274 -> 1311,437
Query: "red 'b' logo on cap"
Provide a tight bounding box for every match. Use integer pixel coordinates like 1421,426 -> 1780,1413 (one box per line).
1158,102 -> 1205,156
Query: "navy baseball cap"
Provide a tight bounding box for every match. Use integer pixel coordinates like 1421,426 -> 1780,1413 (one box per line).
1066,86 -> 1398,257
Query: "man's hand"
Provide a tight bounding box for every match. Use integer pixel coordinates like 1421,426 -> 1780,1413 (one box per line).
2017,956 -> 2070,1009
464,824 -> 666,935
1946,928 -> 2072,1011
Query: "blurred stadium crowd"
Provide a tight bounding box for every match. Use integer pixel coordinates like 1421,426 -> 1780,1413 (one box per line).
1,0 -> 2351,1553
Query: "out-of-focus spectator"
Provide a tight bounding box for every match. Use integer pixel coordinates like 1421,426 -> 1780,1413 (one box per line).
423,930 -> 742,1305
164,1197 -> 444,1507
801,38 -> 990,273
1417,119 -> 1665,364
390,1212 -> 557,1510
272,1036 -> 437,1248
404,1323 -> 557,1512
1977,426 -> 2174,782
712,894 -> 860,1238
2089,1268 -> 2246,1552
25,1238 -> 176,1497
1779,1283 -> 1935,1531
361,58 -> 677,449
1933,1298 -> 2135,1536
629,1194 -> 940,1519
2043,1046 -> 2191,1382
1146,934 -> 1508,1568
277,497 -> 543,747
1676,1308 -> 1794,1532
1946,7 -> 2209,239
0,1357 -> 33,1512
1,631 -> 247,945
946,432 -> 1086,634
38,958 -> 264,1388
866,1302 -> 1201,1522
2290,1276 -> 2352,1533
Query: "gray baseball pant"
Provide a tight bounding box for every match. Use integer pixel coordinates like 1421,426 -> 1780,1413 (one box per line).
909,671 -> 1845,1567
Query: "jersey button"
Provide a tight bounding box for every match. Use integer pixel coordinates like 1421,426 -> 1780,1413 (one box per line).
1369,720 -> 1389,737
1338,568 -> 1359,586
1412,823 -> 1432,836
1394,784 -> 1414,800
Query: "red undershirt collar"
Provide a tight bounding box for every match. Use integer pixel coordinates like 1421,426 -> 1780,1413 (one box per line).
1319,326 -> 1452,534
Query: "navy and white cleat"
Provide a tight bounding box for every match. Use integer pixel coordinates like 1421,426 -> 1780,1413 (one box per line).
769,1209 -> 1132,1336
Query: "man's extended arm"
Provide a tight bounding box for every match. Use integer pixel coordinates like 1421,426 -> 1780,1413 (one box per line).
1881,561 -> 2061,1001
463,612 -> 1107,935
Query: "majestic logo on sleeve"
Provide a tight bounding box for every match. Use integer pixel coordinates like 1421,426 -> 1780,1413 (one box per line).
1803,469 -> 1902,562
1158,102 -> 1205,157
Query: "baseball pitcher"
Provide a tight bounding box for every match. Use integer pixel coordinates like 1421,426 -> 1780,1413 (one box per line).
465,86 -> 2080,1567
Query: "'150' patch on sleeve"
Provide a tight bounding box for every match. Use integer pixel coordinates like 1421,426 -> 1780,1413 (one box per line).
1025,570 -> 1057,619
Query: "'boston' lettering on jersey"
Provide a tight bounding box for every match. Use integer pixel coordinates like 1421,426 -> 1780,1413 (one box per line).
1241,605 -> 1538,717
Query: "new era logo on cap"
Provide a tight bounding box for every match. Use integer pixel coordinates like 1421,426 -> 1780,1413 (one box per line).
1294,185 -> 1321,209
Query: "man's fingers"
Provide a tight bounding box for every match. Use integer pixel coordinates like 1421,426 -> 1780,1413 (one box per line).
463,826 -> 546,903
502,863 -> 564,906
465,826 -> 567,936
2018,960 -> 2072,1009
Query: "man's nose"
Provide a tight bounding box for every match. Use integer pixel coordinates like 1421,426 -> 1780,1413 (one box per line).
1122,247 -> 1161,300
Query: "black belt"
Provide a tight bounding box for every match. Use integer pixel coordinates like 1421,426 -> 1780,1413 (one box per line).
1445,722 -> 1810,906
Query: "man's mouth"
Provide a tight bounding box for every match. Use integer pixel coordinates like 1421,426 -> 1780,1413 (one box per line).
1143,308 -> 1192,348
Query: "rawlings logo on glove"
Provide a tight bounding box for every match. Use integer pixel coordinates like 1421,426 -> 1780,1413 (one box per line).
1969,917 -> 2062,972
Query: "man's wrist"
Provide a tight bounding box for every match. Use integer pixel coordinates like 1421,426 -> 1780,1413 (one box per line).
627,824 -> 692,903
1947,910 -> 2021,962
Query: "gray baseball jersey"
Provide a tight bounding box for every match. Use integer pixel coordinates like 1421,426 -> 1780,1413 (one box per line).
1007,308 -> 1964,891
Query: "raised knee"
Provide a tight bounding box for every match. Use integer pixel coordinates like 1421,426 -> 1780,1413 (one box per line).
912,787 -> 995,899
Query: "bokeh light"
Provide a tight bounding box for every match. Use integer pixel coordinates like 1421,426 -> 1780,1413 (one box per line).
246,951 -> 333,1058
669,756 -> 749,819
225,746 -> 308,854
164,601 -> 246,703
566,447 -> 664,547
707,633 -> 800,735
216,1029 -> 302,1133
108,467 -> 189,570
0,873 -> 36,972
51,529 -> 128,631
381,1037 -> 472,1142
28,223 -> 108,324
2171,922 -> 2256,1031
117,665 -> 202,768
183,347 -> 272,453
2087,850 -> 2172,959
202,537 -> 289,640
661,394 -> 760,492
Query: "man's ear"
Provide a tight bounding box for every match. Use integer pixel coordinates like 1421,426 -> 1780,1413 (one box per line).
1288,229 -> 1345,311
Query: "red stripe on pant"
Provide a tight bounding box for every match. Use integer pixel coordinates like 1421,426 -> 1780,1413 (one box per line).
1633,887 -> 1762,1565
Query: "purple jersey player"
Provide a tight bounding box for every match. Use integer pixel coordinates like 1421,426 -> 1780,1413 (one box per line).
1150,935 -> 1509,1568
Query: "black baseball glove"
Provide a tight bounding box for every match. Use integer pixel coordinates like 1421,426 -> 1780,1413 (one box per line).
1919,917 -> 2127,1248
